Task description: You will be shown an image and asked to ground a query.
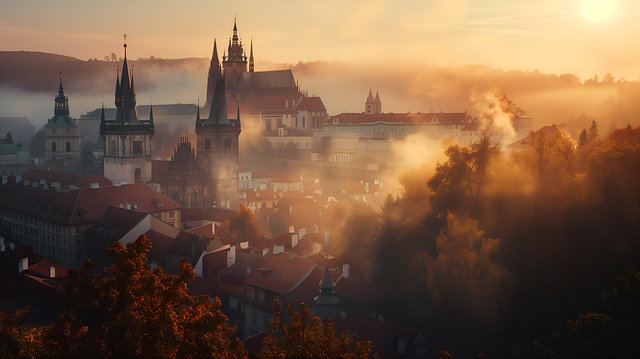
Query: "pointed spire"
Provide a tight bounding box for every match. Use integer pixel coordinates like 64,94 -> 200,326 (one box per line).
100,99 -> 106,125
207,78 -> 228,124
149,99 -> 154,124
366,88 -> 374,102
118,36 -> 140,124
232,17 -> 238,44
196,97 -> 201,122
205,39 -> 222,108
54,72 -> 70,116
236,104 -> 241,123
249,39 -> 254,73
374,89 -> 380,103
319,261 -> 335,290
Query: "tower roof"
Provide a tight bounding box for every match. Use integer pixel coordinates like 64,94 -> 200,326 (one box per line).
198,78 -> 240,126
205,39 -> 222,108
45,73 -> 77,128
374,90 -> 381,103
366,88 -> 374,102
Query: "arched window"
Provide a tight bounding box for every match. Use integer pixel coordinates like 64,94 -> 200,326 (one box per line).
134,168 -> 142,183
110,140 -> 117,155
302,117 -> 306,127
51,142 -> 56,152
66,142 -> 71,152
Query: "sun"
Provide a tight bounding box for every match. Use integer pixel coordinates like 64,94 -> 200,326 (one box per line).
582,0 -> 616,22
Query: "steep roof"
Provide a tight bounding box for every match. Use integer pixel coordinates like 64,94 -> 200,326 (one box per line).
82,206 -> 149,247
333,314 -> 403,358
507,123 -> 577,150
244,252 -> 316,296
0,117 -> 35,130
272,172 -> 302,184
237,69 -> 297,89
296,96 -> 326,112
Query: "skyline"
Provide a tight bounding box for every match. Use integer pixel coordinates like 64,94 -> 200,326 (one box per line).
2,0 -> 639,81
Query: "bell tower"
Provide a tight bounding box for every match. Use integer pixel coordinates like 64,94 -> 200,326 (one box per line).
100,37 -> 155,184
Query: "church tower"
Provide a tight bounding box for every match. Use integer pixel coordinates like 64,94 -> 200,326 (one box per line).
222,18 -> 248,103
195,77 -> 241,209
100,39 -> 155,184
365,88 -> 382,114
44,74 -> 80,162
312,261 -> 342,321
204,39 -> 222,114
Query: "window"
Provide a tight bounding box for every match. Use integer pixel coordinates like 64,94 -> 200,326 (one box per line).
224,138 -> 231,151
66,142 -> 71,152
110,140 -> 117,155
248,287 -> 255,300
66,129 -> 70,134
302,117 -> 306,127
169,211 -> 175,218
205,139 -> 211,150
51,142 -> 56,152
134,168 -> 142,183
133,141 -> 143,155
252,311 -> 257,325
258,291 -> 265,302
52,129 -> 56,134
263,314 -> 269,328
266,119 -> 271,130
76,238 -> 81,247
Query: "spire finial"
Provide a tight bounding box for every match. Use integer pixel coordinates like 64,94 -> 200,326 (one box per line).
123,33 -> 127,47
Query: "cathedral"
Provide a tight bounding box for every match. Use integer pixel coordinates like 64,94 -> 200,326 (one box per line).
100,40 -> 155,185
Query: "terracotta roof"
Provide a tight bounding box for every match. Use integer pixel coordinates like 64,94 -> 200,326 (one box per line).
201,250 -> 229,281
214,225 -> 234,244
243,253 -> 316,295
0,181 -> 181,226
166,231 -> 208,265
508,123 -> 576,150
251,169 -> 279,179
182,208 -> 204,220
296,97 -> 326,112
186,223 -> 214,237
272,172 -> 302,183
242,188 -> 283,203
330,112 -> 470,125
22,169 -> 113,189
203,207 -> 235,222
238,162 -> 251,172
340,181 -> 368,195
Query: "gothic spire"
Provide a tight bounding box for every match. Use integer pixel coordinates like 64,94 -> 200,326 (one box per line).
117,36 -> 140,125
149,100 -> 154,124
232,17 -> 238,45
196,98 -> 201,122
374,89 -> 380,103
207,78 -> 228,124
366,88 -> 374,102
249,39 -> 254,73
205,39 -> 222,108
100,99 -> 106,125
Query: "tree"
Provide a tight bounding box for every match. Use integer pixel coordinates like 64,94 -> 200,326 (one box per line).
261,302 -> 376,359
427,135 -> 500,215
340,201 -> 379,277
220,203 -> 264,243
424,213 -> 515,339
578,129 -> 589,147
0,306 -> 45,359
64,235 -> 247,358
587,120 -> 599,142
512,131 -> 563,195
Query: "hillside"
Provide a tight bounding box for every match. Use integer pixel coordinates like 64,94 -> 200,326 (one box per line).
0,51 -> 82,64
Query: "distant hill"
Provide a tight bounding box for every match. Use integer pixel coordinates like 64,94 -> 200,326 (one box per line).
0,51 -> 82,64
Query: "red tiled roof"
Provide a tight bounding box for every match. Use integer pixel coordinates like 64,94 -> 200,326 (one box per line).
341,181 -> 368,195
182,208 -> 204,220
330,112 -> 470,125
22,169 -> 113,189
248,94 -> 303,111
284,267 -> 341,310
296,97 -> 326,112
508,123 -> 576,149
242,188 -> 283,203
251,169 -> 280,179
187,223 -> 214,237
83,206 -> 149,247
244,253 -> 316,295
203,207 -> 235,222
272,172 -> 302,183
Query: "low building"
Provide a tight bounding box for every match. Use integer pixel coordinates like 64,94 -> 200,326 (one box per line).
0,133 -> 31,177
0,117 -> 35,148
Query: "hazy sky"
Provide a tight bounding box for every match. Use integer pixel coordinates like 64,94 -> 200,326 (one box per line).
2,0 -> 639,81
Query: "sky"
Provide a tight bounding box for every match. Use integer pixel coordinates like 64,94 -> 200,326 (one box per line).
2,0 -> 639,81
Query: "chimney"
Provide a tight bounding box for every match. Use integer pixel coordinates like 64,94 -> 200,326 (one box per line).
324,231 -> 330,248
18,257 -> 28,273
341,309 -> 347,319
299,229 -> 306,239
247,267 -> 252,275
291,234 -> 299,248
314,179 -> 319,184
49,266 -> 55,278
150,262 -> 158,271
288,225 -> 295,233
90,183 -> 100,190
126,203 -> 131,210
273,245 -> 284,255
40,179 -> 45,184
342,263 -> 350,278
32,182 -> 38,188
378,314 -> 384,322
9,242 -> 15,250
